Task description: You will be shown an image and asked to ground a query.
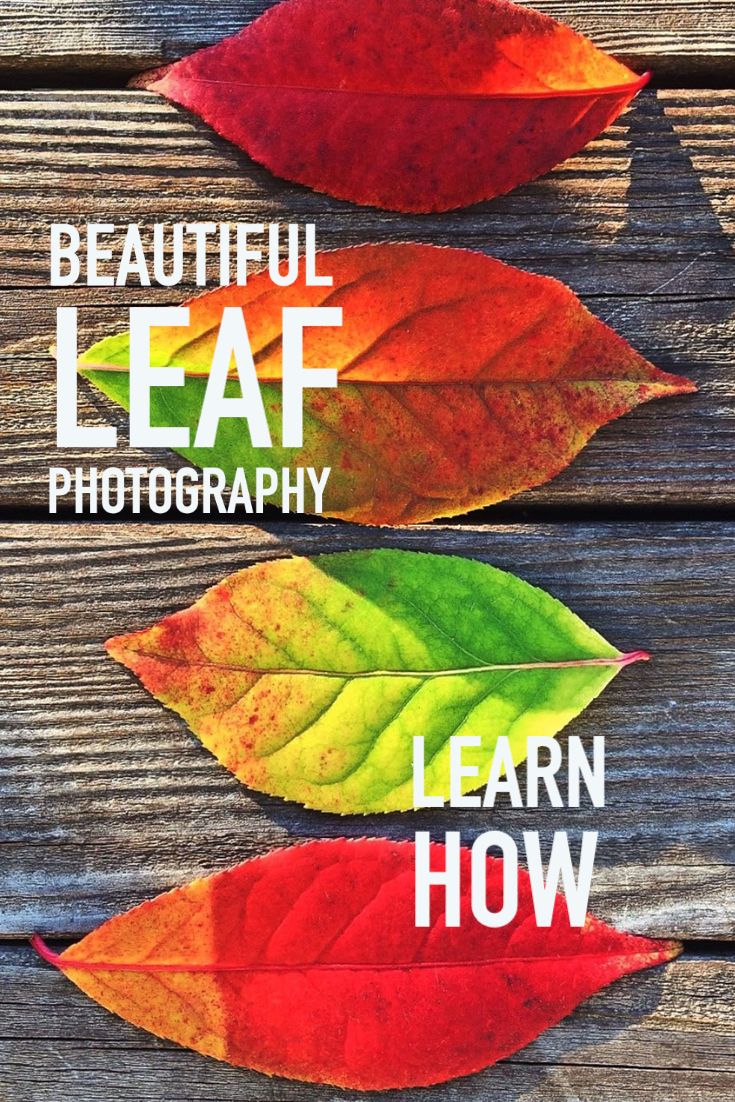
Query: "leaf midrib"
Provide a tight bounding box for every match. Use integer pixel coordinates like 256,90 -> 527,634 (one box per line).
156,75 -> 648,103
112,650 -> 637,678
80,364 -> 679,390
54,947 -> 675,975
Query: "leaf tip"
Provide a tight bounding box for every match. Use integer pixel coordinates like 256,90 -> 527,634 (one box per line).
671,373 -> 698,396
656,938 -> 684,965
104,633 -> 143,673
640,369 -> 697,401
104,633 -> 131,664
128,64 -> 171,91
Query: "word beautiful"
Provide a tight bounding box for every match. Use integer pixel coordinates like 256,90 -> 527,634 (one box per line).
413,735 -> 604,928
50,221 -> 332,287
48,465 -> 330,516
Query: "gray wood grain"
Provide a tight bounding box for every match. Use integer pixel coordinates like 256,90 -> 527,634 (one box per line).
3,0 -> 734,82
0,88 -> 733,514
0,944 -> 732,1101
1,522 -> 733,939
2,89 -> 732,294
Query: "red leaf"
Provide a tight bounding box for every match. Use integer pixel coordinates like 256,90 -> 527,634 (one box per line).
34,838 -> 680,1089
134,0 -> 649,212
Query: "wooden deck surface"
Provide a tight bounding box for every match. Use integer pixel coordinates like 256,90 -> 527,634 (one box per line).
1,1 -> 733,1099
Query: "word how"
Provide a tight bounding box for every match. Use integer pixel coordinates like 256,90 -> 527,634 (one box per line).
415,830 -> 598,928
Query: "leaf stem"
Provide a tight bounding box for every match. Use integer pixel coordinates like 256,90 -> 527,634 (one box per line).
289,651 -> 652,678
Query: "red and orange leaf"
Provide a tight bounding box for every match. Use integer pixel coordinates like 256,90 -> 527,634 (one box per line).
134,0 -> 649,212
33,838 -> 680,1089
79,243 -> 695,526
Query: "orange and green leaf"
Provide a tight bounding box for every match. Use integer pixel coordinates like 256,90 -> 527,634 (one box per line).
79,243 -> 695,526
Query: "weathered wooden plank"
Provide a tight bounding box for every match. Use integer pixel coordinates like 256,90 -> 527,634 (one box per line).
0,945 -> 732,1101
0,87 -> 733,513
1,290 -> 731,513
3,0 -> 734,81
1,89 -> 733,294
1,522 -> 733,938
